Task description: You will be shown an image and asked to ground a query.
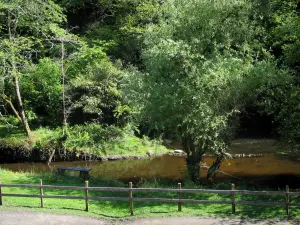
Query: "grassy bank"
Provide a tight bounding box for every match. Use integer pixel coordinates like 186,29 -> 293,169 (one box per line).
0,169 -> 299,219
0,124 -> 169,160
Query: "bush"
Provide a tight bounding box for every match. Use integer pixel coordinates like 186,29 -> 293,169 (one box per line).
65,123 -> 124,150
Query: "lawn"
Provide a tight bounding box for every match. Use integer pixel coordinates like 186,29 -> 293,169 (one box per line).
0,169 -> 300,220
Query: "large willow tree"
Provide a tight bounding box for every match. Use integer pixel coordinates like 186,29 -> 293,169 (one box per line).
131,0 -> 278,183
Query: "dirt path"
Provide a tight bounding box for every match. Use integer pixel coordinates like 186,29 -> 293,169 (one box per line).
0,210 -> 299,225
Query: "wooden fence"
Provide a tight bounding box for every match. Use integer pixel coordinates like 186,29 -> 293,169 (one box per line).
0,180 -> 299,216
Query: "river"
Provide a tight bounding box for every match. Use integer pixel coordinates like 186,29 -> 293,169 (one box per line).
1,139 -> 300,188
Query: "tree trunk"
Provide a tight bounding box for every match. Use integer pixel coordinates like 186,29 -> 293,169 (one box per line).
186,154 -> 202,184
47,148 -> 56,165
206,153 -> 225,184
182,134 -> 204,184
14,76 -> 31,139
8,12 -> 31,139
1,94 -> 22,122
61,41 -> 67,135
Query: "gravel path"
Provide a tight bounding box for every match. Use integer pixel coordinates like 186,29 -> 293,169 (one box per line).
0,210 -> 299,225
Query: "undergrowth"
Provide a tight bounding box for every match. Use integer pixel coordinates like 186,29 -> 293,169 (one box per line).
0,121 -> 169,158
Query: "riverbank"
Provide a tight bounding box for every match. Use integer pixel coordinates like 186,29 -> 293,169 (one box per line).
0,169 -> 299,219
0,125 -> 169,163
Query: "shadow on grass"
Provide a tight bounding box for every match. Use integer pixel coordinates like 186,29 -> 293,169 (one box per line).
0,125 -> 24,139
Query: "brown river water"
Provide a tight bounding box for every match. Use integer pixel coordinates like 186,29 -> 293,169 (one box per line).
1,139 -> 300,187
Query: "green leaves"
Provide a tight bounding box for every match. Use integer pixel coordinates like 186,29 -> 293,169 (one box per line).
130,0 -> 282,156
21,58 -> 62,124
66,44 -> 129,124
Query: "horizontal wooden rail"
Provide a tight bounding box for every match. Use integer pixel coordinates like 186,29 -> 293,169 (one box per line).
132,188 -> 232,194
0,193 -> 85,200
0,184 -> 85,190
0,193 -> 292,206
1,184 -> 299,196
1,181 -> 299,216
89,196 -> 129,201
233,190 -> 287,196
133,198 -> 232,204
236,201 -> 286,206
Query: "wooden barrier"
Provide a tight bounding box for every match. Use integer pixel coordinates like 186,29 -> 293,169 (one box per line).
0,178 -> 2,206
178,183 -> 182,212
286,185 -> 290,215
85,181 -> 89,211
129,182 -> 133,216
231,183 -> 235,213
0,180 -> 299,215
40,179 -> 44,208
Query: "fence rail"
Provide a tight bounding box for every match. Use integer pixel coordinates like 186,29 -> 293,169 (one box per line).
0,180 -> 299,216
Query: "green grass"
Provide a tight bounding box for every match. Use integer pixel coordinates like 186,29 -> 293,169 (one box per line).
0,169 -> 300,219
98,135 -> 168,157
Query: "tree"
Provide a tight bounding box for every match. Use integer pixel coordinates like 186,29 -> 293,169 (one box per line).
271,0 -> 300,73
61,0 -> 164,66
66,44 -> 128,125
249,0 -> 300,153
0,0 -> 66,138
129,0 -> 273,183
20,58 -> 62,126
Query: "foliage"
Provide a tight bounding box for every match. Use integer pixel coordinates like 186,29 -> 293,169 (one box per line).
67,44 -> 131,125
270,0 -> 300,72
0,0 -> 66,77
64,123 -> 167,156
0,0 -> 300,174
0,0 -> 68,137
127,0 -> 274,181
20,58 -> 62,126
257,76 -> 300,152
255,0 -> 300,151
0,123 -> 168,157
65,123 -> 124,150
79,0 -> 164,65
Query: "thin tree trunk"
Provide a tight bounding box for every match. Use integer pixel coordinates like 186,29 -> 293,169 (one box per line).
61,41 -> 67,135
8,11 -> 31,139
47,148 -> 56,165
14,76 -> 31,138
206,153 -> 225,184
1,94 -> 22,122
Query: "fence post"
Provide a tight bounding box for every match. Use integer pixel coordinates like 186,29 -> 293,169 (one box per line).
178,183 -> 182,212
129,182 -> 134,216
231,183 -> 235,214
286,185 -> 290,215
40,179 -> 44,208
0,178 -> 2,206
85,181 -> 89,211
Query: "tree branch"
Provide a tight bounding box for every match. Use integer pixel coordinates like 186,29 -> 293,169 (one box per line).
0,93 -> 22,122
